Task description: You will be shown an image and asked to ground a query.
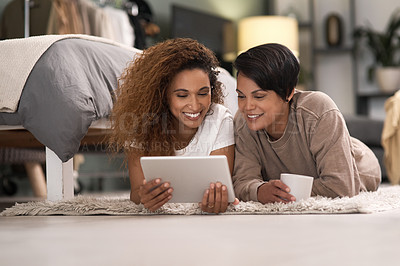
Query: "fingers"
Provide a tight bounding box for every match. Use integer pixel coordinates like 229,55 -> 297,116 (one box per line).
273,180 -> 291,194
201,182 -> 229,214
141,178 -> 161,191
200,188 -> 210,212
144,182 -> 171,201
232,198 -> 240,205
271,194 -> 292,204
212,182 -> 226,213
257,181 -> 296,204
200,183 -> 215,213
270,180 -> 295,202
219,184 -> 228,212
139,178 -> 173,211
207,183 -> 216,210
145,194 -> 172,212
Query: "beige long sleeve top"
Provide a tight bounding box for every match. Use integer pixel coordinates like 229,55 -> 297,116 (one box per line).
382,91 -> 400,185
233,90 -> 381,202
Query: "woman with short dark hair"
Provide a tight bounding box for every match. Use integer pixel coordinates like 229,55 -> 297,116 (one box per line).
232,43 -> 381,203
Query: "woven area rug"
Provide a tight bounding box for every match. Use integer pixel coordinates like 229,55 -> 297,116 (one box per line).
2,185 -> 400,216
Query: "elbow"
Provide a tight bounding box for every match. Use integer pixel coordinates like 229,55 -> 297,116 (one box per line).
130,191 -> 141,204
311,178 -> 357,198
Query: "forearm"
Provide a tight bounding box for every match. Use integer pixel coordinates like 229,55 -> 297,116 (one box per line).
233,129 -> 265,202
130,187 -> 141,204
310,110 -> 360,198
233,176 -> 264,202
232,151 -> 265,201
312,150 -> 358,198
127,152 -> 146,204
311,177 -> 355,198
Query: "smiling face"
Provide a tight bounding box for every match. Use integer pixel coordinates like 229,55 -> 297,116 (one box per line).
167,68 -> 212,138
236,72 -> 292,140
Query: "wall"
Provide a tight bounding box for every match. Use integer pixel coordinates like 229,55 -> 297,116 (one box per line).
149,0 -> 399,118
2,0 -> 397,118
146,0 -> 269,45
0,0 -> 12,20
354,0 -> 400,119
275,0 -> 400,119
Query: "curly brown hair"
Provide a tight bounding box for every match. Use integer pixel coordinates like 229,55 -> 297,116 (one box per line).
108,38 -> 224,157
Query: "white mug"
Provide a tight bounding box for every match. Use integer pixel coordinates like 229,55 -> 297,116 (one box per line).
280,173 -> 314,202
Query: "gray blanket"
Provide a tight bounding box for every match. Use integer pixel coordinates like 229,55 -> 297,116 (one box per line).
0,38 -> 137,162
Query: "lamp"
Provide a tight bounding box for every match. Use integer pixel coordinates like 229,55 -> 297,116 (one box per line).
238,16 -> 299,57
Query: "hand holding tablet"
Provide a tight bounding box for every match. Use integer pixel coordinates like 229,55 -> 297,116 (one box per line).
140,155 -> 236,204
138,178 -> 174,211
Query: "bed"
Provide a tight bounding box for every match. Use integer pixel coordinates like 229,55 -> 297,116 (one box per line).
0,34 -> 139,200
0,34 -> 238,201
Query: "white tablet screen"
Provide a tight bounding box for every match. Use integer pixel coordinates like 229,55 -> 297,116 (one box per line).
140,155 -> 235,203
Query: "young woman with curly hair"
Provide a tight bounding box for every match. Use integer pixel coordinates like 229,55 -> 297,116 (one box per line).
109,38 -> 237,213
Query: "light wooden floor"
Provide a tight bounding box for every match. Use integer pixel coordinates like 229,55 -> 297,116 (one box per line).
1,203 -> 400,266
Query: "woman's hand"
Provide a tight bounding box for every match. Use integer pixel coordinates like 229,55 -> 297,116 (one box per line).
257,180 -> 295,204
138,178 -> 173,211
200,182 -> 239,214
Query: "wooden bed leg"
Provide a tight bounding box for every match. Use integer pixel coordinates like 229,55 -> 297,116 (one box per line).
46,147 -> 74,201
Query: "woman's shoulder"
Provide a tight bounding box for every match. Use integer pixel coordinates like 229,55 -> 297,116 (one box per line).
294,90 -> 336,105
209,103 -> 233,119
293,90 -> 339,117
200,103 -> 233,132
211,102 -> 229,112
233,111 -> 246,130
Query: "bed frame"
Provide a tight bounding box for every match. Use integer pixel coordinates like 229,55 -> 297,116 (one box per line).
0,1 -> 136,201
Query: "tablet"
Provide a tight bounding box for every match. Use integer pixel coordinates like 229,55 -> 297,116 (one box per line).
140,155 -> 235,203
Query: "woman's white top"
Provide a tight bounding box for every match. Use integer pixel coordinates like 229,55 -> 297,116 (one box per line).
175,103 -> 235,156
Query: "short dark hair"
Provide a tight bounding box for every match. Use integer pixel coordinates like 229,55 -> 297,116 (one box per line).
233,43 -> 300,101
